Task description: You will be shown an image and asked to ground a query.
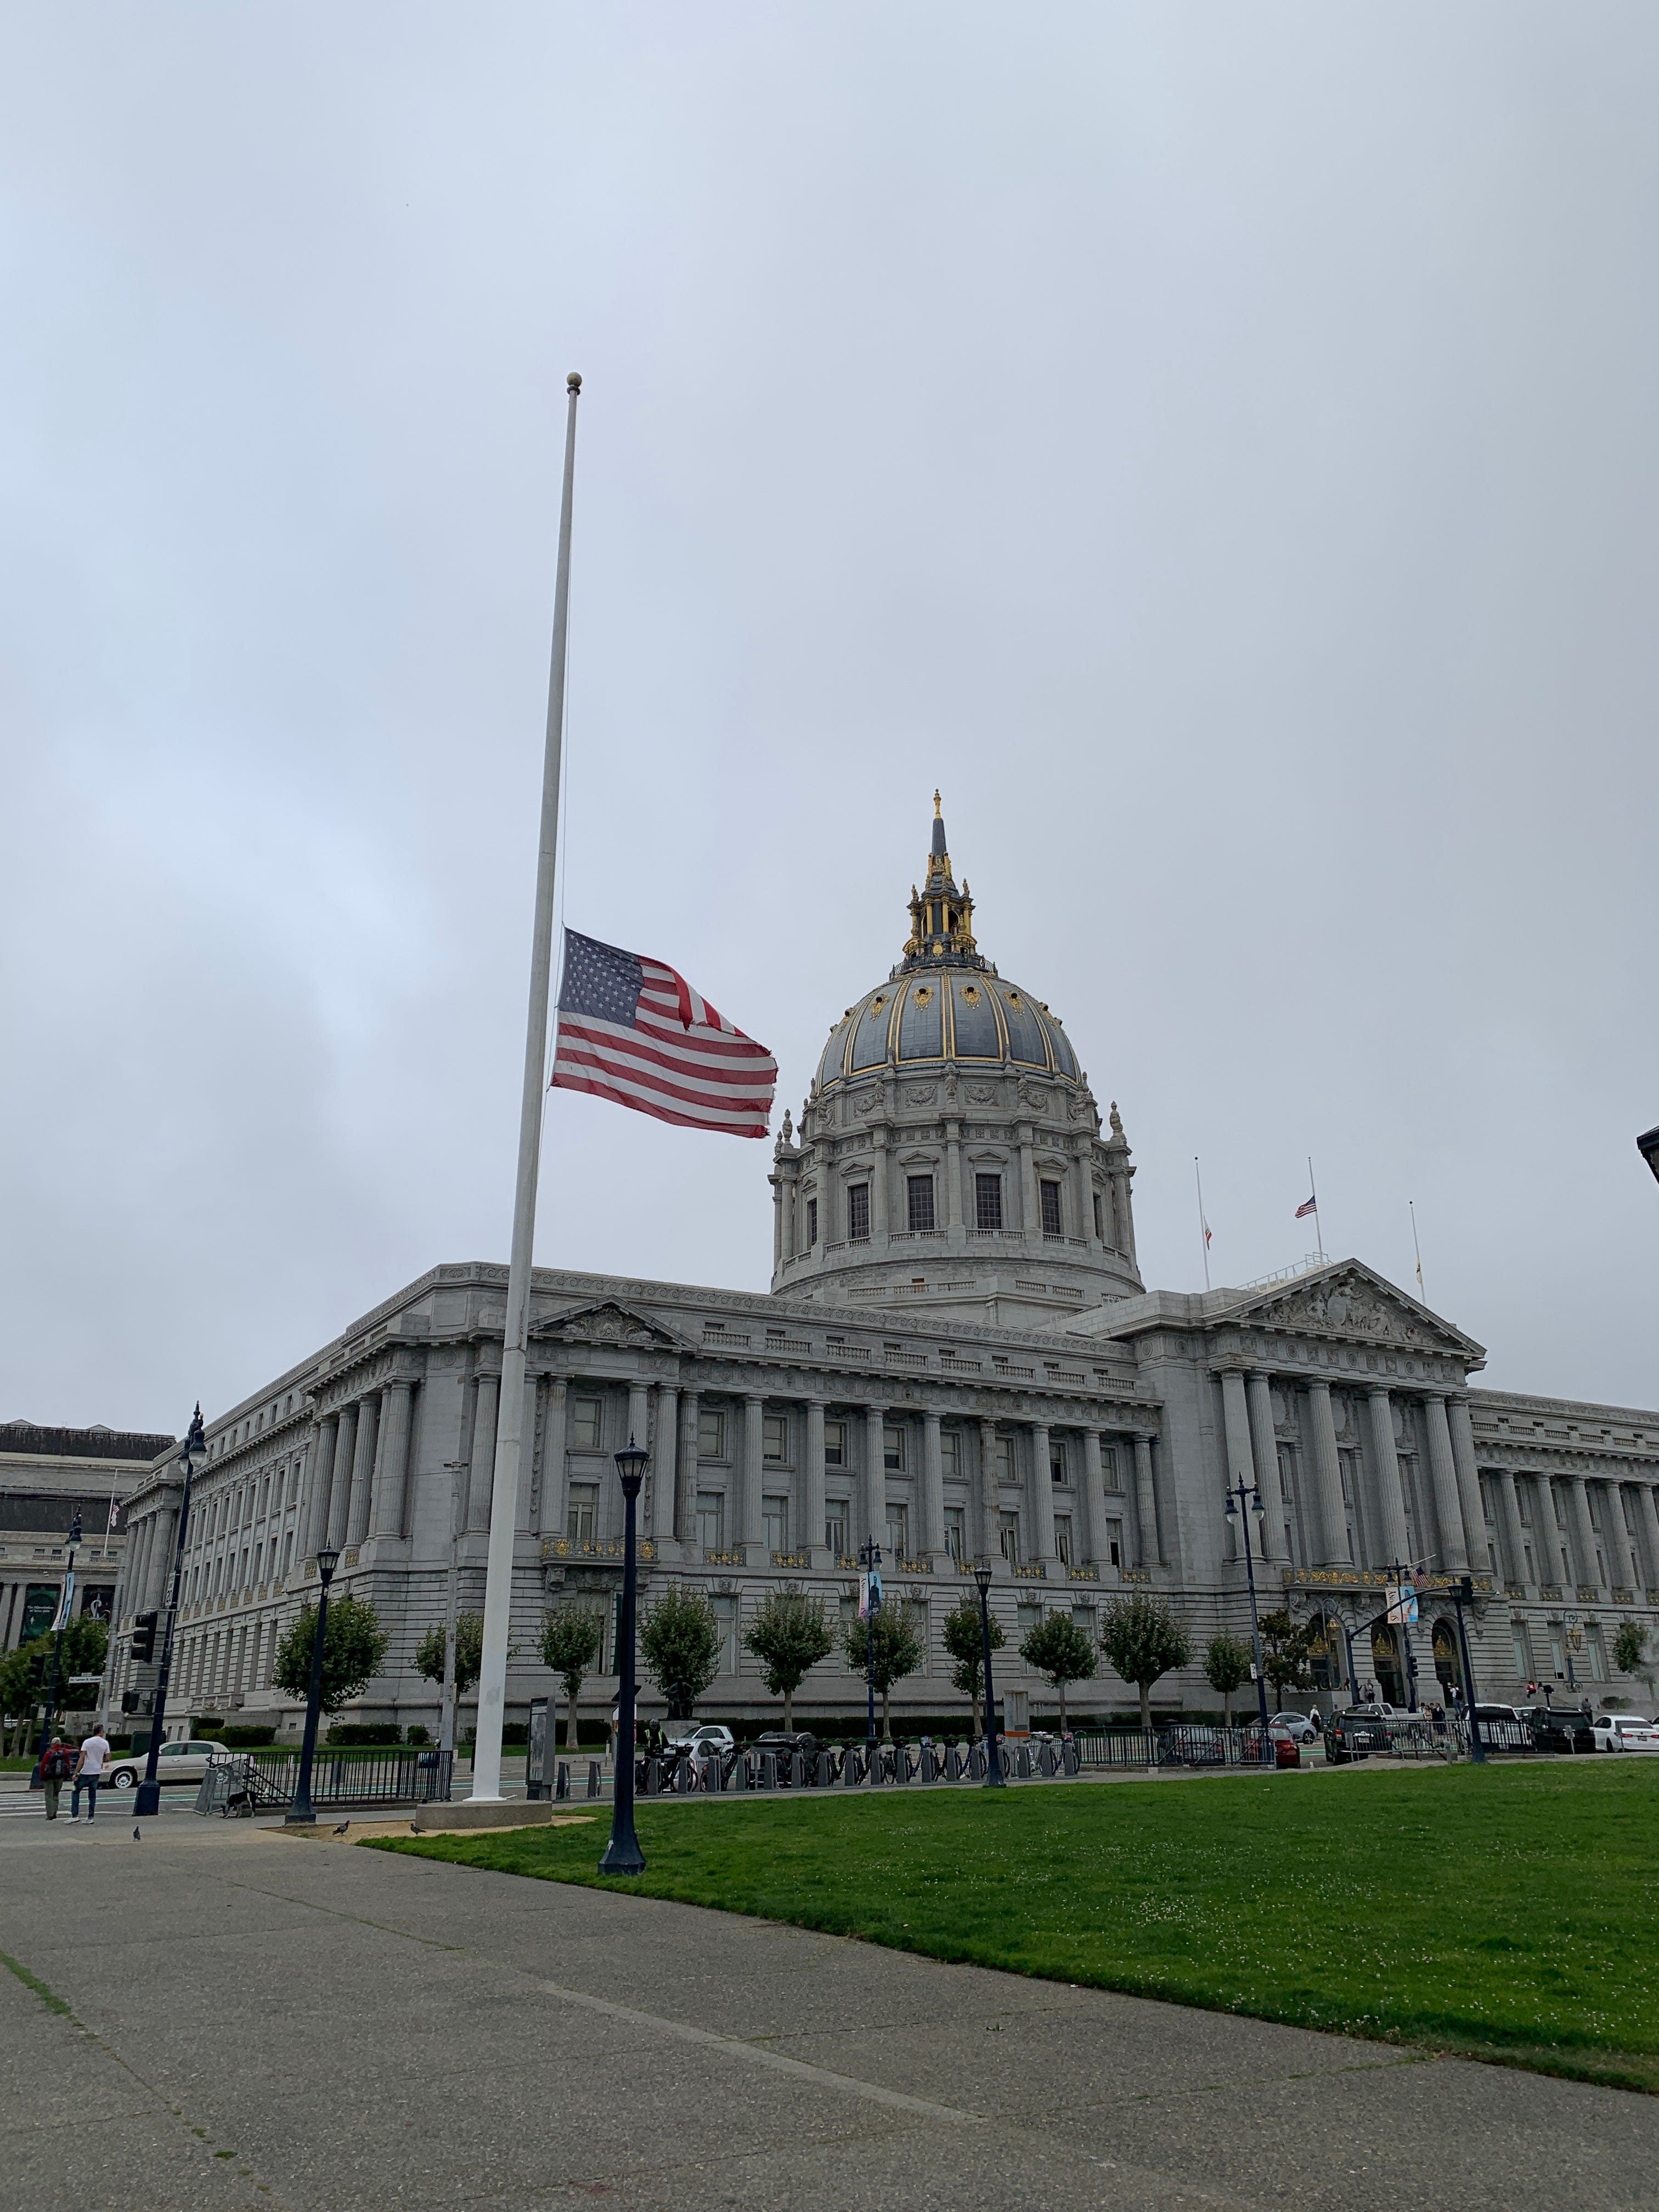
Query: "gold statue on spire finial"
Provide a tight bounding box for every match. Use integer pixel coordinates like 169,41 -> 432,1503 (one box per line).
933,789 -> 941,816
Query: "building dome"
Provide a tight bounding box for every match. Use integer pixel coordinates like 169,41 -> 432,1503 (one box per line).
770,797 -> 1142,1322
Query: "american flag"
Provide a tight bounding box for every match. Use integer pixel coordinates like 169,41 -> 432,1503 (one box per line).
551,929 -> 777,1138
1295,1194 -> 1318,1220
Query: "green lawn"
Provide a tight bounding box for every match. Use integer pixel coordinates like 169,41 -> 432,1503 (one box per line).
373,1761 -> 1659,2092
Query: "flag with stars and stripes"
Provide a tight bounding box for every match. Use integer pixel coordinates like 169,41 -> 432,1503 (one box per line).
551,929 -> 777,1138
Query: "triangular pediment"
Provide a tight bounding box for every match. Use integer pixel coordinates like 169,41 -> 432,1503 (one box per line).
529,1300 -> 686,1352
1222,1262 -> 1483,1362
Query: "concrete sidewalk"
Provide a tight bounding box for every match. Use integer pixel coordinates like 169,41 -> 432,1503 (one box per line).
2,1816 -> 1654,2211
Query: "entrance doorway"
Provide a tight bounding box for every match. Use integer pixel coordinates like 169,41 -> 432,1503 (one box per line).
1432,1618 -> 1462,1699
1370,1623 -> 1405,1706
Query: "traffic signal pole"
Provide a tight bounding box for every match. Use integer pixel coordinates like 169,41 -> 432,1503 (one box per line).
134,1409 -> 205,1821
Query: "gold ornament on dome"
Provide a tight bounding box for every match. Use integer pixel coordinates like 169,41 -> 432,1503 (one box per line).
912,985 -> 933,1005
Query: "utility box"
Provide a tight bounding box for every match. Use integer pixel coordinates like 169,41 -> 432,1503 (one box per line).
526,1697 -> 550,1799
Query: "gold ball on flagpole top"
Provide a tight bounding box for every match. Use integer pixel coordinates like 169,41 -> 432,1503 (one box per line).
567,371 -> 582,393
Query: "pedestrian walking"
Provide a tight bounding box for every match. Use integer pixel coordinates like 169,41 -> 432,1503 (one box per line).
71,1727 -> 112,1822
38,1735 -> 71,1820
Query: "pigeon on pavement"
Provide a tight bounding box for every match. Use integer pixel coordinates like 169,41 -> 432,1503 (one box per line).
132,1825 -> 141,1841
332,1819 -> 350,1835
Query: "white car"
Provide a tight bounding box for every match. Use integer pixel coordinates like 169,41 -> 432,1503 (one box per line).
103,1739 -> 225,1790
664,1724 -> 734,1767
1590,1714 -> 1659,1753
1268,1711 -> 1322,1745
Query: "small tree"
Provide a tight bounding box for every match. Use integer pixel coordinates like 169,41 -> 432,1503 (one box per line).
742,1589 -> 834,1733
1099,1593 -> 1193,1730
0,1618 -> 109,1753
842,1602 -> 926,1739
541,1606 -> 606,1750
941,1595 -> 1004,1737
273,1593 -> 387,1716
1018,1614 -> 1097,1731
413,1612 -> 483,1708
1256,1609 -> 1314,1705
1614,1622 -> 1654,1704
1203,1632 -> 1252,1724
640,1583 -> 721,1721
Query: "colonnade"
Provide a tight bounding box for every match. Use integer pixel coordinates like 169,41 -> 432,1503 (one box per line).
1487,1464 -> 1659,1596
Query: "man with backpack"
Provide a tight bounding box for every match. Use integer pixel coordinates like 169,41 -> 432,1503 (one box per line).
37,1735 -> 71,1820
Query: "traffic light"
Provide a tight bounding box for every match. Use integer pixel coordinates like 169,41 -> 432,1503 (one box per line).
121,1690 -> 139,1714
131,1611 -> 159,1664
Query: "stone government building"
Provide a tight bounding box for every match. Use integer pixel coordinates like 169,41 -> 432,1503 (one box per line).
108,805 -> 1659,1736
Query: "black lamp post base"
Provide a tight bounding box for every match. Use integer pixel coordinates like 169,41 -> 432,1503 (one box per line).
283,1810 -> 318,1826
600,1829 -> 646,1876
133,1781 -> 160,1819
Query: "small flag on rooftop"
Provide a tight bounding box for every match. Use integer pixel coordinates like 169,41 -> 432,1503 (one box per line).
552,929 -> 777,1138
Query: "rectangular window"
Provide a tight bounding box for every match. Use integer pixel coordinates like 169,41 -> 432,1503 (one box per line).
825,1502 -> 848,1557
282,1533 -> 294,1581
999,1510 -> 1021,1565
696,1491 -> 725,1551
996,1435 -> 1014,1481
944,1506 -> 966,1565
848,1184 -> 871,1243
1055,1515 -> 1073,1566
713,1595 -> 738,1673
763,1413 -> 788,1464
1093,1192 -> 1104,1241
1106,1519 -> 1123,1570
1100,1444 -> 1121,1492
940,1429 -> 961,1479
906,1175 -> 936,1232
883,1423 -> 906,1472
885,1504 -> 909,1559
569,1396 -> 602,1451
1587,1624 -> 1607,1683
566,1485 -> 598,1543
1517,1483 -> 1532,1525
1512,1622 -> 1533,1681
824,1420 -> 846,1468
1040,1179 -> 1063,1238
1523,1542 -> 1535,1581
1049,1445 -> 1068,1487
763,1496 -> 788,1554
974,1173 -> 1003,1232
698,1408 -> 725,1460
806,1196 -> 818,1246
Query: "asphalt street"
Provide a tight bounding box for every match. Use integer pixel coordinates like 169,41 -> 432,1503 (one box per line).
3,1808 -> 1655,2212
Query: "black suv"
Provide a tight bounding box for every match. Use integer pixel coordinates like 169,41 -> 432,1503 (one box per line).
1523,1706 -> 1594,1754
1326,1710 -> 1388,1765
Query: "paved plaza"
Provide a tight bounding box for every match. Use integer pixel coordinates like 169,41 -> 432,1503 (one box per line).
2,1807 -> 1656,2211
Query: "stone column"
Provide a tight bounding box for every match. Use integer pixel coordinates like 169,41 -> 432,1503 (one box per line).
328,1404 -> 359,1549
1029,1422 -> 1056,1564
1079,1428 -> 1104,1565
871,1134 -> 890,1244
543,1379 -> 571,1542
1245,1373 -> 1286,1564
864,1405 -> 887,1553
647,1385 -> 676,1544
1420,1394 -> 1469,1573
920,1411 -> 945,1558
1019,1134 -> 1040,1237
676,1392 -> 699,1547
1364,1387 -> 1410,1567
371,1379 -> 415,1541
1220,1372 -> 1254,1557
1636,1485 -> 1659,1595
978,1419 -> 1001,1566
467,1373 -> 498,1533
344,1394 -> 380,1548
1444,1397 -> 1487,1576
1497,1470 -> 1528,1588
1132,1433 -> 1161,1566
1074,1145 -> 1096,1247
944,1122 -> 964,1251
304,1414 -> 340,1560
1569,1477 -> 1601,1591
1302,1380 -> 1347,1567
772,1174 -> 785,1269
743,1395 -> 766,1556
804,1400 -> 829,1567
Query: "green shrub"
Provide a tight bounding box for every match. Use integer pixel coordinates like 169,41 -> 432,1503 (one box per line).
219,1725 -> 276,1748
404,1724 -> 430,1745
324,1722 -> 402,1747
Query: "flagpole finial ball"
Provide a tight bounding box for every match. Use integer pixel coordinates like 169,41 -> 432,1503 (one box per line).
567,371 -> 582,393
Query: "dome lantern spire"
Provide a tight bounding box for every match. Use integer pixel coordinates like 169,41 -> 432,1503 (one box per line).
904,793 -> 979,969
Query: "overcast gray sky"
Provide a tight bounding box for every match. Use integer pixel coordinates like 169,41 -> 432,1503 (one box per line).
4,7 -> 1658,1436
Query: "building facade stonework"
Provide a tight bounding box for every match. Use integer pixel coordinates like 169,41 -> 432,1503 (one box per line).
106,808 -> 1659,1734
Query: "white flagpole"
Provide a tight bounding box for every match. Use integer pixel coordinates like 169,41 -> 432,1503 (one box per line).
1194,1155 -> 1210,1292
471,371 -> 582,1803
1409,1199 -> 1425,1301
1308,1155 -> 1325,1265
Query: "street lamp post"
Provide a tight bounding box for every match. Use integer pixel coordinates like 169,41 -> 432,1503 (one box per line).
858,1536 -> 883,1756
1223,1478 -> 1273,1750
600,1436 -> 648,1875
973,1561 -> 1005,1787
1389,1561 -> 1421,1712
34,1513 -> 83,1778
439,1459 -> 467,1756
134,1407 -> 208,1820
285,1546 -> 342,1826
1449,1575 -> 1486,1763
1638,1126 -> 1659,1186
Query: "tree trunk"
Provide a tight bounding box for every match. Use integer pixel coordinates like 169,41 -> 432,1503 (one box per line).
1222,1689 -> 1233,1725
970,1691 -> 981,1740
1139,1682 -> 1152,1731
783,1684 -> 793,1734
1058,1680 -> 1068,1731
881,1685 -> 892,1741
566,1679 -> 580,1752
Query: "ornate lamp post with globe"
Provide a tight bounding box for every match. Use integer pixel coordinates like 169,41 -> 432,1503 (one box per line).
1223,1475 -> 1273,1751
285,1545 -> 342,1826
600,1435 -> 648,1875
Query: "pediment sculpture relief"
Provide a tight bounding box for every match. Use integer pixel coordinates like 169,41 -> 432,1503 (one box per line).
1264,1274 -> 1432,1349
532,1300 -> 678,1351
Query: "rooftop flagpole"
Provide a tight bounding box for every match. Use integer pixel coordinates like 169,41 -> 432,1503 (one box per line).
1308,1155 -> 1325,1266
471,370 -> 582,1802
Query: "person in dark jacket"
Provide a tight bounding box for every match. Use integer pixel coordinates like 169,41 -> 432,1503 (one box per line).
38,1736 -> 71,1820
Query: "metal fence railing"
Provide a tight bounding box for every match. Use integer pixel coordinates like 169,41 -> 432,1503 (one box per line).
1071,1725 -> 1278,1770
194,1748 -> 454,1814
